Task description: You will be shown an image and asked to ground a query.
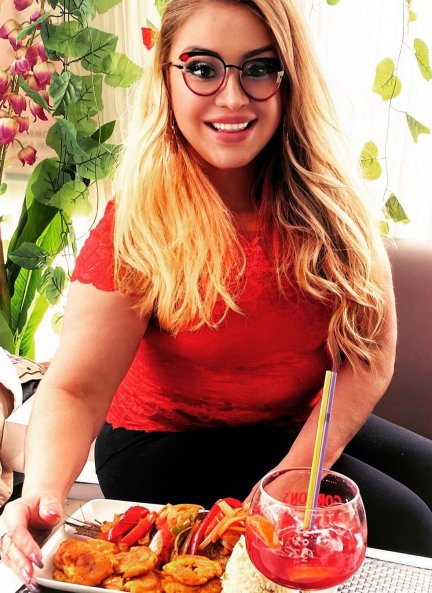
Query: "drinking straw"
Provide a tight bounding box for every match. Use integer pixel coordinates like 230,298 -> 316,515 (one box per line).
303,370 -> 337,529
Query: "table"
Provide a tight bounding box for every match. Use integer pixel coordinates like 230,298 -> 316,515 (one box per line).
1,548 -> 431,593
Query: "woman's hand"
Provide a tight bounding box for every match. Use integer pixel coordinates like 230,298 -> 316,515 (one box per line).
0,494 -> 63,591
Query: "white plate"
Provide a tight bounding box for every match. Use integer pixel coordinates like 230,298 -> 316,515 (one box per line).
34,498 -> 163,593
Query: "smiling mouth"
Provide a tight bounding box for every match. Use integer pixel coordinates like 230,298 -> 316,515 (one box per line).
207,120 -> 256,132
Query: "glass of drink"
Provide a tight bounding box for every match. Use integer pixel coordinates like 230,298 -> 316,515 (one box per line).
245,468 -> 367,591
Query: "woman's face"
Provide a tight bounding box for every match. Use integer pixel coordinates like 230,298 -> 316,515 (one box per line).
168,1 -> 283,174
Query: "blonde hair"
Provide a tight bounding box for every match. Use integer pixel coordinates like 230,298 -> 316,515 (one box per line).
113,0 -> 387,371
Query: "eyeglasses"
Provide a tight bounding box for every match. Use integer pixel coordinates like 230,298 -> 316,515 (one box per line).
168,51 -> 285,101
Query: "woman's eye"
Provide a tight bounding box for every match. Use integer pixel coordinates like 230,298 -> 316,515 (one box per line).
243,60 -> 279,78
186,62 -> 217,79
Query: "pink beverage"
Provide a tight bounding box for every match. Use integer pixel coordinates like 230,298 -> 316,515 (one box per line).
246,512 -> 366,590
245,468 -> 367,591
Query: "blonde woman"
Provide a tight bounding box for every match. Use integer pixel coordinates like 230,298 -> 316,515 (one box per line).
1,0 -> 432,588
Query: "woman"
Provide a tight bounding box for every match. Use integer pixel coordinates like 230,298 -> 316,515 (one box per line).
1,0 -> 431,589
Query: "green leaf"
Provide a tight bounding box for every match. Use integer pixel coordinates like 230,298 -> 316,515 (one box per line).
8,243 -> 51,270
94,0 -> 122,12
64,74 -> 103,119
17,12 -> 52,41
378,220 -> 390,236
414,38 -> 432,81
80,29 -> 118,73
372,58 -> 402,100
0,311 -> 15,352
155,0 -> 170,16
46,119 -> 89,162
17,294 -> 49,358
0,183 -> 7,196
51,311 -> 63,336
409,10 -> 417,22
327,0 -> 340,4
104,53 -> 144,87
18,77 -> 51,111
50,180 -> 90,216
42,21 -> 85,57
90,120 -> 116,143
73,115 -> 98,136
76,141 -> 121,180
406,114 -> 431,143
57,0 -> 97,22
39,266 -> 66,305
10,212 -> 64,338
384,194 -> 410,224
359,141 -> 382,180
49,71 -> 84,116
28,158 -> 72,208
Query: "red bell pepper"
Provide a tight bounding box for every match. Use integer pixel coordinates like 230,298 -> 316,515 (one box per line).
120,511 -> 157,547
107,505 -> 150,542
188,497 -> 243,554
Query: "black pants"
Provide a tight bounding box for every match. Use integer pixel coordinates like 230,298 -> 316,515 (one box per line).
95,415 -> 432,557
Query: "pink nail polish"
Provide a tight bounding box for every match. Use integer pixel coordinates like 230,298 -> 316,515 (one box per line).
30,553 -> 44,568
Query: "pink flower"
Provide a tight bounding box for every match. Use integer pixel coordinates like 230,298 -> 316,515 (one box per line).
17,145 -> 37,166
25,45 -> 39,67
0,70 -> 9,95
37,41 -> 48,62
29,94 -> 49,121
26,73 -> 40,90
0,117 -> 19,145
14,0 -> 33,11
33,61 -> 55,87
30,10 -> 42,22
7,30 -> 22,51
7,93 -> 27,115
0,19 -> 19,40
10,57 -> 31,76
15,115 -> 29,133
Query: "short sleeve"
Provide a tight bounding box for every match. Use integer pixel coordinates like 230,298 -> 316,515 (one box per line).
71,200 -> 116,291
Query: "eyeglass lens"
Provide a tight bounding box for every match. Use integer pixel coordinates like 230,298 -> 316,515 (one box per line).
179,54 -> 283,100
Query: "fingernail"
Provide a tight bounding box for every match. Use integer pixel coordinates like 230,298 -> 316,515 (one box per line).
26,583 -> 40,593
46,509 -> 60,516
21,567 -> 31,583
30,553 -> 44,568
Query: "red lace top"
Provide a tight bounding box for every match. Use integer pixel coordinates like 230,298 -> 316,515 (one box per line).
71,201 -> 333,432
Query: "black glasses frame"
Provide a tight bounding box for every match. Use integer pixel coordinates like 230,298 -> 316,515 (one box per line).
167,50 -> 285,102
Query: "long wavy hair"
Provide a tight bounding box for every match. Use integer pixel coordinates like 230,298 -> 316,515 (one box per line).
112,0 -> 388,371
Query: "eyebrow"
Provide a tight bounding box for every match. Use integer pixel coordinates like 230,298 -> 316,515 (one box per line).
182,44 -> 276,59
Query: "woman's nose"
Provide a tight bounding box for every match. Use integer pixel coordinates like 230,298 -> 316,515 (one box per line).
214,69 -> 250,110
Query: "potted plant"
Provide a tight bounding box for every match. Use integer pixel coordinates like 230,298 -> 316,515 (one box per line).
0,0 -> 142,358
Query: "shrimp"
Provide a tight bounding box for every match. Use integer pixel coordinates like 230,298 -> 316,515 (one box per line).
162,555 -> 222,586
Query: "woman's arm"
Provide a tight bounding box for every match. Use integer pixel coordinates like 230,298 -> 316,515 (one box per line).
279,251 -> 397,470
1,281 -> 148,583
23,281 -> 149,499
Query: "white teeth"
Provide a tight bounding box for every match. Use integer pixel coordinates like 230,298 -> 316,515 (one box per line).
211,122 -> 250,131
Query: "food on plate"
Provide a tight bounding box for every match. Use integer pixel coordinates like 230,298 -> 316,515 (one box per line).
53,539 -> 117,586
221,535 -> 293,593
53,498 -> 247,591
162,555 -> 222,585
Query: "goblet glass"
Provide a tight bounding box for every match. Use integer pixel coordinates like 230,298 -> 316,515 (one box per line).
245,468 -> 367,592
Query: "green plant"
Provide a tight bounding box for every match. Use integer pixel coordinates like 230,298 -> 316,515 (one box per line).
326,0 -> 430,233
0,0 -> 142,358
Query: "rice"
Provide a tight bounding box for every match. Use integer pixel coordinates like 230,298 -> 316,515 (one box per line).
221,536 -> 296,593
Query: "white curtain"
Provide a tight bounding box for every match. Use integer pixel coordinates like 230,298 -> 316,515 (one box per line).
94,0 -> 432,242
